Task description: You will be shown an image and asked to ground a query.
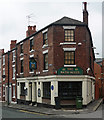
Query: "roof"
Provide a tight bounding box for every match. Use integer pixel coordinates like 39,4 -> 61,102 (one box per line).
4,16 -> 89,54
52,16 -> 86,26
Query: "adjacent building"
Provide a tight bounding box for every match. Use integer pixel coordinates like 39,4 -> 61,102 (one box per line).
94,58 -> 104,99
2,41 -> 17,103
0,49 -> 4,101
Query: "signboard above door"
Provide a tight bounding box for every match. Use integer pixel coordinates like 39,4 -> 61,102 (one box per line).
57,67 -> 83,75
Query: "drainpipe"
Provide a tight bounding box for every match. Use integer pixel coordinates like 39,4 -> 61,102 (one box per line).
7,51 -> 10,105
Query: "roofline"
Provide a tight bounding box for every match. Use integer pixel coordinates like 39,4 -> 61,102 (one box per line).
16,23 -> 87,46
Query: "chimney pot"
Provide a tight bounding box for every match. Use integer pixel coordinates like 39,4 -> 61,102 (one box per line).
83,2 -> 88,25
26,25 -> 36,37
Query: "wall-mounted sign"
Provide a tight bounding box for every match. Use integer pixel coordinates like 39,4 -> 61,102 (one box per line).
29,58 -> 37,70
57,67 -> 83,75
51,85 -> 54,90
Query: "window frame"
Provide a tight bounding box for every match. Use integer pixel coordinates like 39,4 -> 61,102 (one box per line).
64,51 -> 75,65
58,82 -> 82,100
3,55 -> 5,65
64,29 -> 75,42
43,82 -> 51,99
20,44 -> 23,54
44,53 -> 48,70
12,85 -> 15,98
43,32 -> 48,45
20,60 -> 23,73
30,39 -> 34,51
12,51 -> 15,62
12,67 -> 15,79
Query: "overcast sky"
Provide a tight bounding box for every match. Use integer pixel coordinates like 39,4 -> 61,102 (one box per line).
0,0 -> 102,58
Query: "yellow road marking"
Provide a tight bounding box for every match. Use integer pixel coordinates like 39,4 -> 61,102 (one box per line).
19,110 -> 48,116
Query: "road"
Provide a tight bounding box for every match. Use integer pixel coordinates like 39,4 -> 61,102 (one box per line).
1,103 -> 104,120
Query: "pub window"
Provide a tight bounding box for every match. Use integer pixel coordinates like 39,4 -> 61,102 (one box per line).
64,51 -> 75,65
65,29 -> 74,42
43,82 -> 51,98
21,60 -> 23,73
20,44 -> 23,53
44,53 -> 48,70
30,39 -> 34,51
43,32 -> 48,45
59,82 -> 82,99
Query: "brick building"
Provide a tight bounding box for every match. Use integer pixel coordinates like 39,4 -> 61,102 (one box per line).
2,40 -> 17,103
94,58 -> 104,99
16,2 -> 95,107
0,49 -> 4,101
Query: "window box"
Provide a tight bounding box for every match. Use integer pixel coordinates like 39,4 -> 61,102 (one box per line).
43,70 -> 48,73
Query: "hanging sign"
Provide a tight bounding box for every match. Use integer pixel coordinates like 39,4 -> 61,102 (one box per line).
57,67 -> 83,75
29,58 -> 37,70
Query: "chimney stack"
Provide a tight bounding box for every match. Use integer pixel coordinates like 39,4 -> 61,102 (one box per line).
83,2 -> 88,25
26,25 -> 36,37
10,40 -> 17,50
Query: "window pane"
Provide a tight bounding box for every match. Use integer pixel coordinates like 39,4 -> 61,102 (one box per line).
64,52 -> 75,65
65,30 -> 74,42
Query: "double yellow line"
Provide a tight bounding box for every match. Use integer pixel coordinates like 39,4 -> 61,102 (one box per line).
19,110 -> 48,116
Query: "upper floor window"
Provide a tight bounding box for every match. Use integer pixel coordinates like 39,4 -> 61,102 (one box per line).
12,67 -> 15,79
65,29 -> 74,42
3,55 -> 5,65
30,39 -> 34,51
0,58 -> 1,69
12,51 -> 15,62
21,60 -> 23,73
64,51 -> 75,65
20,44 -> 23,53
43,32 -> 48,45
44,53 -> 48,70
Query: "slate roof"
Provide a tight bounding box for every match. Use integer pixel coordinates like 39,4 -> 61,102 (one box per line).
52,16 -> 86,26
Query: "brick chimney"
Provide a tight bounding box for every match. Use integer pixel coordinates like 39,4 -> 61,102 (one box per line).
83,2 -> 88,25
10,40 -> 17,50
26,25 -> 36,37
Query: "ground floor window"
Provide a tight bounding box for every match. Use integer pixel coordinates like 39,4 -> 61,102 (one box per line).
3,86 -> 5,96
20,83 -> 25,96
43,82 -> 51,99
0,86 -> 1,98
58,81 -> 82,99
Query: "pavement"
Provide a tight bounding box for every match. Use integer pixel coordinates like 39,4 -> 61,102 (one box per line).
2,98 -> 103,116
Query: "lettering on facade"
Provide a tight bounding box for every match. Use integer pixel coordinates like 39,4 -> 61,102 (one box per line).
57,67 -> 83,75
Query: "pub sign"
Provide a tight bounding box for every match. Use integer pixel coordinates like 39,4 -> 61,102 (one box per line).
57,67 -> 83,75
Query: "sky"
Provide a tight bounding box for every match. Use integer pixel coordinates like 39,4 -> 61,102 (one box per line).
0,0 -> 103,58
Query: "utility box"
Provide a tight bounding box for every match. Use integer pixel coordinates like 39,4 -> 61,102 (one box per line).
76,96 -> 83,109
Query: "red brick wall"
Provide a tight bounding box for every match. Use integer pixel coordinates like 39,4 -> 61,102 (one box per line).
94,62 -> 102,100
16,25 -> 94,78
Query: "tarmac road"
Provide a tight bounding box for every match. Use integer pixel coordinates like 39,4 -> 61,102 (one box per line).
1,103 -> 104,120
